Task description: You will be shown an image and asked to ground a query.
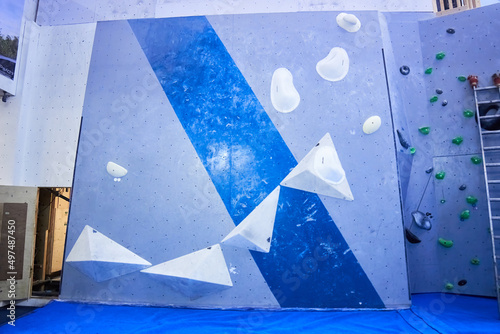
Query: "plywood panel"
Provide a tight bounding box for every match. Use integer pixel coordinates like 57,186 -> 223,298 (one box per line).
49,189 -> 69,273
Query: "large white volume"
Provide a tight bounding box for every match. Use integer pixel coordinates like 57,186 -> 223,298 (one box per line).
316,47 -> 350,82
66,225 -> 152,282
221,186 -> 280,253
281,133 -> 354,201
270,68 -> 301,113
141,244 -> 233,299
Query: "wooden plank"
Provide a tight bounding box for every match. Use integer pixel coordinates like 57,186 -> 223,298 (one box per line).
42,230 -> 48,287
45,192 -> 57,275
50,188 -> 70,273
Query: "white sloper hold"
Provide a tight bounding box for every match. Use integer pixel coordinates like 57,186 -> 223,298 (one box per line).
270,68 -> 301,113
280,133 -> 354,201
336,13 -> 361,33
316,47 -> 349,82
363,116 -> 382,134
141,244 -> 233,300
106,161 -> 128,178
221,186 -> 281,253
66,225 -> 152,282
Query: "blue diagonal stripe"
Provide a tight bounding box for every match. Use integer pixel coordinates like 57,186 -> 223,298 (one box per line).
129,16 -> 384,308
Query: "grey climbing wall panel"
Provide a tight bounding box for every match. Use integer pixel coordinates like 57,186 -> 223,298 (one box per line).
394,4 -> 500,296
381,11 -> 440,295
60,12 -> 410,309
416,4 -> 500,296
432,155 -> 495,296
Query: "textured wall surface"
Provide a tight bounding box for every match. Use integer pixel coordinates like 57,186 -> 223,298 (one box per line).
418,5 -> 499,296
60,12 -> 410,309
36,0 -> 433,26
389,5 -> 500,296
0,23 -> 95,187
2,0 -> 499,309
207,11 -> 410,307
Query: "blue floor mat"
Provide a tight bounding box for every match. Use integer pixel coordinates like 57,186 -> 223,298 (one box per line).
1,294 -> 498,333
409,294 -> 500,333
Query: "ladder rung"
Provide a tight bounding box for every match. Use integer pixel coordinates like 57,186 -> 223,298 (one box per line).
488,180 -> 500,184
492,216 -> 500,219
485,163 -> 500,167
484,146 -> 500,151
494,235 -> 500,240
478,99 -> 500,105
481,130 -> 500,135
490,198 -> 500,202
475,86 -> 500,91
479,115 -> 500,119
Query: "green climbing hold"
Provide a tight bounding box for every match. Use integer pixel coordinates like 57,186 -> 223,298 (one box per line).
463,109 -> 474,118
410,147 -> 416,155
471,156 -> 482,165
419,126 -> 431,135
430,95 -> 438,103
425,67 -> 433,74
471,258 -> 480,265
452,136 -> 463,145
458,75 -> 467,82
466,196 -> 478,205
445,283 -> 454,290
439,238 -> 453,248
440,199 -> 446,204
435,171 -> 446,180
460,210 -> 470,220
436,52 -> 446,60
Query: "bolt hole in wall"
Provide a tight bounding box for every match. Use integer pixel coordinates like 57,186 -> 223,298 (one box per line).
32,188 -> 71,298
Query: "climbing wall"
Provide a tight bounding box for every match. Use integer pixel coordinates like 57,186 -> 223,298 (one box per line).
35,0 -> 432,26
60,12 -> 410,309
391,4 -> 500,296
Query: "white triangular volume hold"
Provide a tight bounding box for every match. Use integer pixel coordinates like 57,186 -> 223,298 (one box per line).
221,187 -> 280,253
66,225 -> 152,282
280,133 -> 354,201
141,244 -> 233,299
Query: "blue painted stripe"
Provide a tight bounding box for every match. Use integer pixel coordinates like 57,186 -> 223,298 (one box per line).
129,17 -> 384,308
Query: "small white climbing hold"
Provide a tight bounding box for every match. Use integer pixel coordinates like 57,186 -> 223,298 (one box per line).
270,67 -> 301,113
107,161 -> 128,178
316,47 -> 349,82
314,146 -> 346,185
362,116 -> 382,134
336,13 -> 361,33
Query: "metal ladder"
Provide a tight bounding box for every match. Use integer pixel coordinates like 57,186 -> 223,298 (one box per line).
474,84 -> 500,317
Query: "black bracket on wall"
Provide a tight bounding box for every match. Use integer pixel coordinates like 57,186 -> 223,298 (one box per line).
47,189 -> 70,202
2,90 -> 13,102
